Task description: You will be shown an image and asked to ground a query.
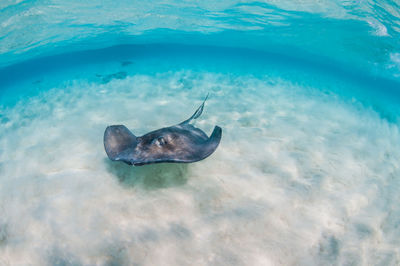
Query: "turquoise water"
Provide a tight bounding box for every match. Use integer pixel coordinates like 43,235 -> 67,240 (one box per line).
1,1 -> 400,265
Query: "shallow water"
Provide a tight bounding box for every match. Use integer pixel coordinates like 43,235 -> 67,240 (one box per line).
1,1 -> 400,265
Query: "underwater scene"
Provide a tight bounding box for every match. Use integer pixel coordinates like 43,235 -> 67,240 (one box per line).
1,1 -> 400,265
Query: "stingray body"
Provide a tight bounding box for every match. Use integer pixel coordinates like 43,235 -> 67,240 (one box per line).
104,96 -> 222,166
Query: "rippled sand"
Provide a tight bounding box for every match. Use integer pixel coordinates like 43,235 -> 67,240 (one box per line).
0,71 -> 399,265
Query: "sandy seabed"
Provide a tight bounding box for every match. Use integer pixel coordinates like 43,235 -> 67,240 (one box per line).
0,70 -> 399,265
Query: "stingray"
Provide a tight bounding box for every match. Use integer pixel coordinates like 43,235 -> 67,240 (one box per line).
104,95 -> 222,166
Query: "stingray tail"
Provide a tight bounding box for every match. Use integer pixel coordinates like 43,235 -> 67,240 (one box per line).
180,93 -> 209,125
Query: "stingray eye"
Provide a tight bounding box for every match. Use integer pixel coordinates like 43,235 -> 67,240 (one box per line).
155,136 -> 167,146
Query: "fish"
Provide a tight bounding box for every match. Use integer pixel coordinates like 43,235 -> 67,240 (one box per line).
104,95 -> 222,166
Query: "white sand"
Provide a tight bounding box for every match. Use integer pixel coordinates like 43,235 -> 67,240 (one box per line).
0,71 -> 399,265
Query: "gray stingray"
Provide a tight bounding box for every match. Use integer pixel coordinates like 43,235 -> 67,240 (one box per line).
104,95 -> 222,166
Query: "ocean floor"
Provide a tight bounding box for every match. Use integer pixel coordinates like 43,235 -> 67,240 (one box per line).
0,69 -> 399,265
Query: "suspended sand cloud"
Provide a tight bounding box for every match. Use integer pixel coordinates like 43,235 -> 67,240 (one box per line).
0,71 -> 399,265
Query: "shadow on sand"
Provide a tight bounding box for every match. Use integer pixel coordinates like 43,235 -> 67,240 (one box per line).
104,159 -> 189,190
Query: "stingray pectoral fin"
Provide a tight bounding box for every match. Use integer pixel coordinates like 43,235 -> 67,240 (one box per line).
202,125 -> 222,158
104,125 -> 137,161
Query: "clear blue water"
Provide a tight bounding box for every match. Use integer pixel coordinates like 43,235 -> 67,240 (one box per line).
0,1 -> 400,265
